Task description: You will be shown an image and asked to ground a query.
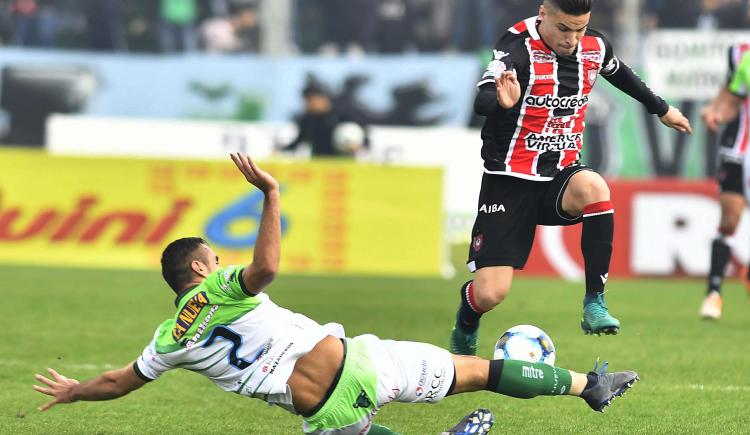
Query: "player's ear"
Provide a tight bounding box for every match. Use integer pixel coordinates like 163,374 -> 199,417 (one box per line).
190,260 -> 209,278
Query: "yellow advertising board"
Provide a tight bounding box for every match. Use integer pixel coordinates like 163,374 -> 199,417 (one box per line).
0,149 -> 443,276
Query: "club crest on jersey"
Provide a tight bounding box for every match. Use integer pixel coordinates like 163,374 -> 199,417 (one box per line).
172,291 -> 210,341
472,234 -> 484,252
587,68 -> 598,86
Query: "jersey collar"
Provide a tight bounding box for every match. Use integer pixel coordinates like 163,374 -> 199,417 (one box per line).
174,285 -> 199,307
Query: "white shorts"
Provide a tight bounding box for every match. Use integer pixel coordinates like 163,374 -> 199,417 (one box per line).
302,334 -> 455,435
361,334 -> 456,406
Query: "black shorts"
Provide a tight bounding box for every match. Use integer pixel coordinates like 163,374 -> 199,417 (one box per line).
717,159 -> 744,195
467,165 -> 592,271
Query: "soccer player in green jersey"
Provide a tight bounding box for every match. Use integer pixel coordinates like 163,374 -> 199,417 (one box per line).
33,153 -> 638,435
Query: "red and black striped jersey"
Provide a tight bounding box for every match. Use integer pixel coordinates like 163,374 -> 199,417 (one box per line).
719,43 -> 750,161
476,16 -> 620,180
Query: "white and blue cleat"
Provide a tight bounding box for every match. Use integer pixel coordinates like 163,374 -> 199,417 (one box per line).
440,408 -> 494,435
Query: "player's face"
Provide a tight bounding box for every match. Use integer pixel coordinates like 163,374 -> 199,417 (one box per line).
199,244 -> 221,275
538,5 -> 590,56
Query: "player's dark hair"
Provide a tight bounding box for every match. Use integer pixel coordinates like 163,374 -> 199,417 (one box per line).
161,237 -> 209,293
544,0 -> 592,15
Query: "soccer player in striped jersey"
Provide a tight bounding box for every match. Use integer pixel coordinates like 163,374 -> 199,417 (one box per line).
699,43 -> 750,320
33,154 -> 639,435
450,0 -> 693,354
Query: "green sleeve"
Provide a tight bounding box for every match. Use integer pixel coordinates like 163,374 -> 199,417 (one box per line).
728,53 -> 750,96
204,265 -> 254,301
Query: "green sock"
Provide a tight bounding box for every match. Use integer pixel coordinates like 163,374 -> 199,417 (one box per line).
492,360 -> 572,399
367,423 -> 401,435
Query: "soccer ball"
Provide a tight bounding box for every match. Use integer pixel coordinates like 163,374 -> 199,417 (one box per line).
493,324 -> 556,365
332,122 -> 365,154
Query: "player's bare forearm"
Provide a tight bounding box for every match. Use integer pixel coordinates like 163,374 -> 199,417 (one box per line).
33,364 -> 145,411
711,87 -> 741,123
230,153 -> 281,293
69,371 -> 138,401
243,189 -> 281,292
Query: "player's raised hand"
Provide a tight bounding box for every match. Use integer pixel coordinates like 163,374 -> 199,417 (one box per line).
231,153 -> 279,194
33,368 -> 79,411
495,71 -> 521,109
660,106 -> 693,135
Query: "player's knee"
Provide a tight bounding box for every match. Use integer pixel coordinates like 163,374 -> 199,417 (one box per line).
580,176 -> 610,204
719,213 -> 741,235
472,282 -> 509,310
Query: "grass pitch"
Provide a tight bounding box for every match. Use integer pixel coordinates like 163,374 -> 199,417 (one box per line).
3,263 -> 750,434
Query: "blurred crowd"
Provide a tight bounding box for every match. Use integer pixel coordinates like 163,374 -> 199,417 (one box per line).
0,0 -> 748,54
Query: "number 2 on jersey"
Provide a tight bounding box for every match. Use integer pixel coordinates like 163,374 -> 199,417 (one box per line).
204,326 -> 252,370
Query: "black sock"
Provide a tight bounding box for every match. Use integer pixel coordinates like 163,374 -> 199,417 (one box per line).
707,236 -> 731,295
581,201 -> 614,297
457,280 -> 482,333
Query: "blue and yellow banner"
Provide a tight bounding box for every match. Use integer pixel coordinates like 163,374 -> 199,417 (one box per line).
0,149 -> 444,276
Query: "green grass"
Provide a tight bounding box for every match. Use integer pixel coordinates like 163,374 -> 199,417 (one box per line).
3,263 -> 750,434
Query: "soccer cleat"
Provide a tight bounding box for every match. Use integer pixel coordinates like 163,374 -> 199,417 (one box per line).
579,360 -> 639,412
450,324 -> 478,356
581,293 -> 620,335
699,291 -> 722,319
440,408 -> 494,435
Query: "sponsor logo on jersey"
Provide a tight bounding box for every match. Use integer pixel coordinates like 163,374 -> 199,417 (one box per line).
479,204 -> 506,214
532,50 -> 556,63
524,94 -> 589,110
533,73 -> 555,81
580,50 -> 602,63
221,266 -> 237,291
263,342 -> 294,375
472,233 -> 484,252
424,368 -> 446,402
184,304 -> 219,349
416,359 -> 428,397
522,365 -> 544,379
524,133 -> 582,152
543,116 -> 575,135
172,291 -> 210,341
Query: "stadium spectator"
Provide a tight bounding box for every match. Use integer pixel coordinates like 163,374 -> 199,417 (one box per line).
450,0 -> 498,52
449,0 -> 692,355
283,79 -> 368,158
85,0 -> 126,51
699,43 -> 750,319
158,0 -> 199,52
12,0 -> 56,47
199,6 -> 256,53
32,153 -> 640,435
318,0 -> 378,55
411,0 -> 452,52
376,0 -> 417,53
642,0 -> 702,29
497,0 -> 544,30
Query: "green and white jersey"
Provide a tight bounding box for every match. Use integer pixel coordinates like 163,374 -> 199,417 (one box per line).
134,265 -> 344,413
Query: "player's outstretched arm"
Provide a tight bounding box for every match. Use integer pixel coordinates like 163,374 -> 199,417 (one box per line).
602,59 -> 692,134
230,153 -> 281,294
33,364 -> 146,411
660,105 -> 693,135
